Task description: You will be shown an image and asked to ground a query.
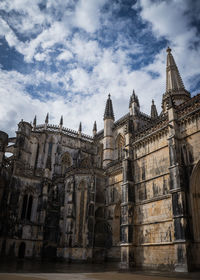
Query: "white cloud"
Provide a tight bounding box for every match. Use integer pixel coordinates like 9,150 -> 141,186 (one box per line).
136,0 -> 200,90
57,50 -> 73,61
74,0 -> 107,33
0,0 -> 200,138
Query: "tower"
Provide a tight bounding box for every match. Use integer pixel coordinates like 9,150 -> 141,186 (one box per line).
151,99 -> 158,118
103,94 -> 114,167
162,47 -> 190,111
129,90 -> 140,116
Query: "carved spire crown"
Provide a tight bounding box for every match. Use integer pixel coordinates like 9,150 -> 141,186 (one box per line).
104,94 -> 114,120
166,47 -> 185,92
151,99 -> 158,118
162,47 -> 190,112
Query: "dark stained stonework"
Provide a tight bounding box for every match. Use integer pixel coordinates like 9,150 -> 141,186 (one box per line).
0,49 -> 200,272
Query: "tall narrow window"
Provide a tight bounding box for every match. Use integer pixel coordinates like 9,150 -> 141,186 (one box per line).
46,142 -> 53,169
61,153 -> 72,174
116,134 -> 125,159
21,194 -> 28,220
34,143 -> 39,169
21,194 -> 33,221
26,195 -> 33,220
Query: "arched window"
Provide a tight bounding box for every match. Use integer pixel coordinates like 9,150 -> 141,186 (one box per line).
75,181 -> 87,246
46,141 -> 53,169
26,195 -> 33,220
21,194 -> 28,220
21,194 -> 33,221
116,134 -> 125,159
113,203 -> 121,245
61,153 -> 72,174
190,160 -> 200,241
18,242 -> 26,258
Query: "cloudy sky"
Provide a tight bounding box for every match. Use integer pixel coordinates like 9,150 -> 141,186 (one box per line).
0,0 -> 200,137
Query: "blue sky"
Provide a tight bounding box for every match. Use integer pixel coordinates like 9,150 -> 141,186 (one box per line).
0,0 -> 200,136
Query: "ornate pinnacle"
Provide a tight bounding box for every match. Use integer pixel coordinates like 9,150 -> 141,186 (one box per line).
78,122 -> 82,132
166,46 -> 171,53
93,121 -> 97,132
151,99 -> 158,118
129,89 -> 140,108
104,94 -> 114,120
93,121 -> 97,136
60,115 -> 63,126
33,115 -> 36,126
45,113 -> 49,124
166,47 -> 185,92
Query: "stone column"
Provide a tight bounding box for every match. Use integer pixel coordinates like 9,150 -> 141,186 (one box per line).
120,148 -> 134,269
103,119 -> 114,167
167,101 -> 190,272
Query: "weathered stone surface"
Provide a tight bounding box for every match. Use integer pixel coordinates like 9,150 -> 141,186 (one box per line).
0,49 -> 200,272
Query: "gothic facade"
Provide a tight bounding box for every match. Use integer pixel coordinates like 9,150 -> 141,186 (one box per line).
0,48 -> 200,272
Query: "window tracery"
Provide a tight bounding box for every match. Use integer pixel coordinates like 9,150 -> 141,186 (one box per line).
116,134 -> 125,159
61,153 -> 72,174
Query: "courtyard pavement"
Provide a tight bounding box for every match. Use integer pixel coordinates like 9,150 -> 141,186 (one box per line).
1,271 -> 200,280
1,260 -> 200,280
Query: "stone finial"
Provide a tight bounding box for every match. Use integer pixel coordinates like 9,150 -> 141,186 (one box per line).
78,122 -> 82,133
78,122 -> 82,138
166,46 -> 171,53
129,89 -> 140,108
33,115 -> 37,131
104,94 -> 114,120
151,99 -> 158,119
60,115 -> 63,126
33,115 -> 36,126
93,121 -> 97,136
162,47 -> 190,112
45,113 -> 49,124
166,47 -> 185,92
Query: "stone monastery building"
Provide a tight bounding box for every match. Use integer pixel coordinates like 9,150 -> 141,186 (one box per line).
0,48 -> 200,272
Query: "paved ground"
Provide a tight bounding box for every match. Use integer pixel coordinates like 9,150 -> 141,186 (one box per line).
1,260 -> 200,280
1,271 -> 200,280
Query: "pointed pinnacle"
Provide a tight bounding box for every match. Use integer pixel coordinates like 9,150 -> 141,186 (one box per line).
166,46 -> 171,53
104,94 -> 114,120
45,113 -> 49,124
151,99 -> 158,118
60,115 -> 63,126
33,115 -> 36,126
78,122 -> 82,132
93,121 -> 97,131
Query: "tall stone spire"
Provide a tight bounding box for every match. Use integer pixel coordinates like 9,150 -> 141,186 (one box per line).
129,89 -> 140,108
104,94 -> 114,120
59,115 -> 63,130
129,89 -> 140,116
166,47 -> 185,92
78,122 -> 82,133
33,115 -> 36,131
93,121 -> 97,136
151,100 -> 158,118
162,47 -> 190,111
78,122 -> 82,138
33,115 -> 36,126
45,113 -> 49,124
59,115 -> 63,126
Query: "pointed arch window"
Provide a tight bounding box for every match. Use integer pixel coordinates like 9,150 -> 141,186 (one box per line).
61,153 -> 72,174
21,194 -> 33,221
116,134 -> 125,160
